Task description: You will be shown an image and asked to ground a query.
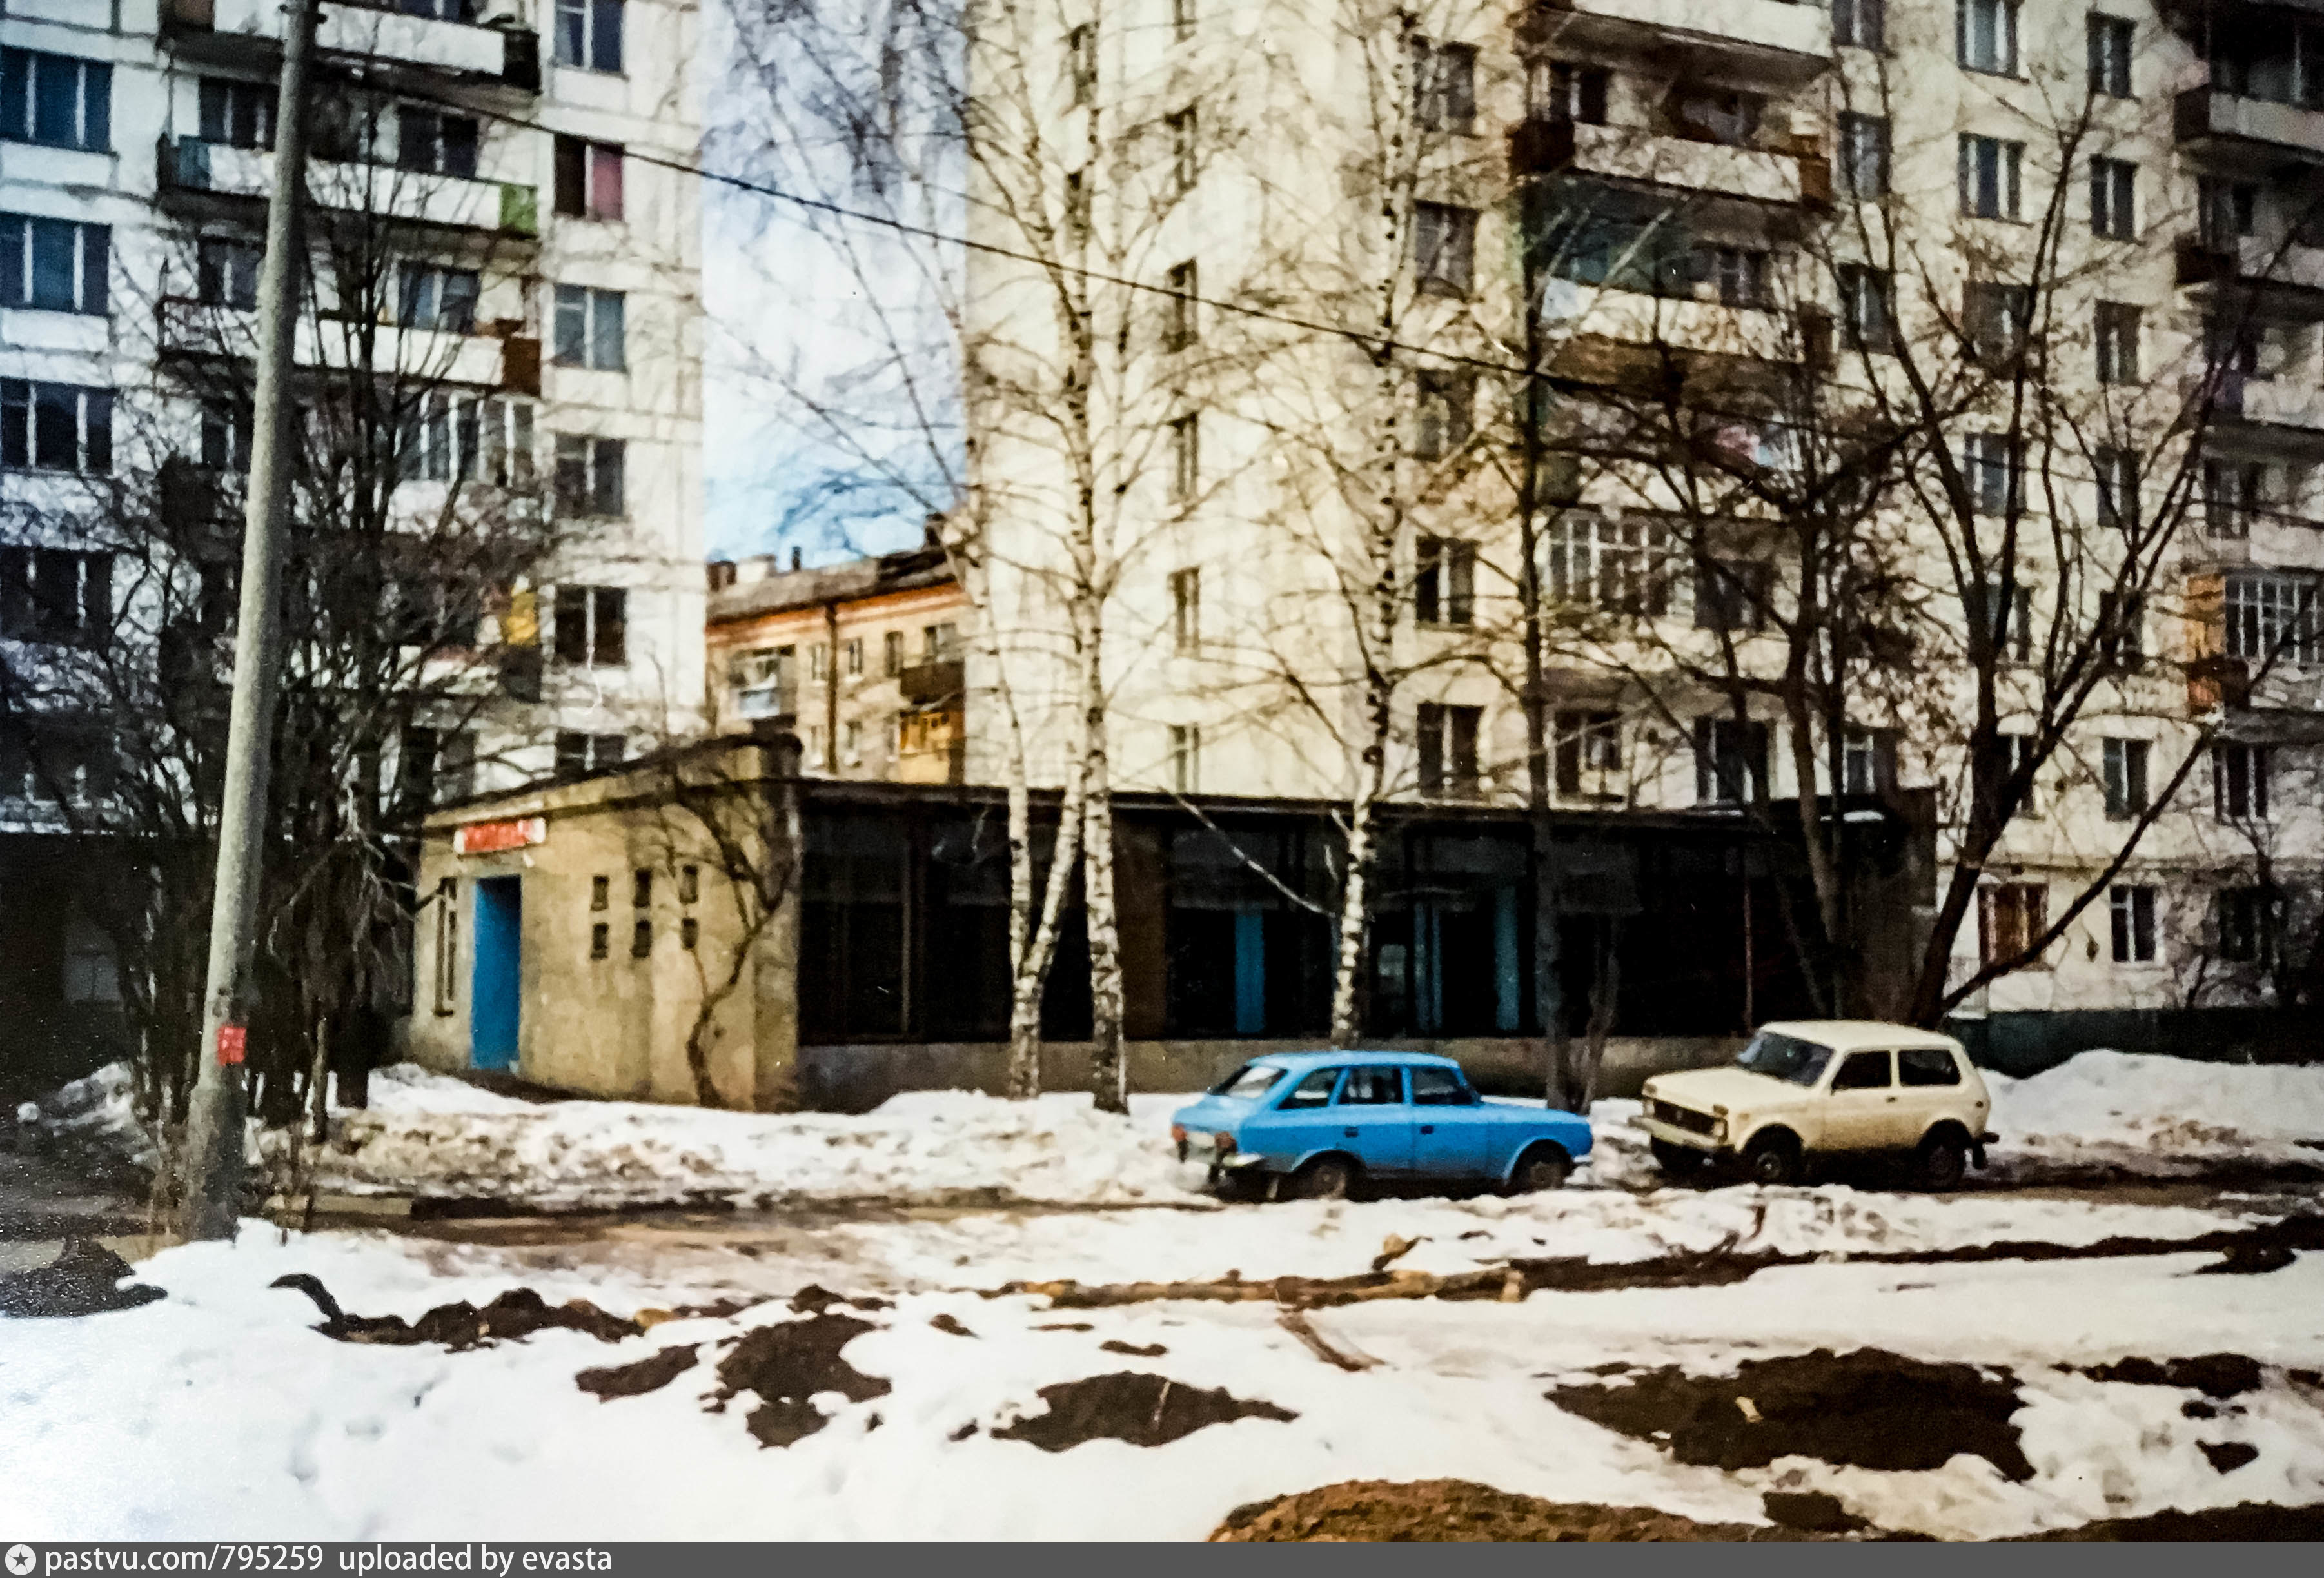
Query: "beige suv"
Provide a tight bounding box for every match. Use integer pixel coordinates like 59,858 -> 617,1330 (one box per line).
1638,1021 -> 1996,1189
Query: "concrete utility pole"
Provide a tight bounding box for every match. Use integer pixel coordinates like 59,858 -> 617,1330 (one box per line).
179,0 -> 321,1241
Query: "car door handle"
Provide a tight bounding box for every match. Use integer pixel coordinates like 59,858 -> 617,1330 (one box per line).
1344,1127 -> 1359,1138
1419,1125 -> 1435,1134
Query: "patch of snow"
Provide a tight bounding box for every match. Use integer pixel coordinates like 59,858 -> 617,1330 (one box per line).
1985,1050 -> 2324,1176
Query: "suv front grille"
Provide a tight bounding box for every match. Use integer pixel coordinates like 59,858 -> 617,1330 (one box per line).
1652,1100 -> 1717,1136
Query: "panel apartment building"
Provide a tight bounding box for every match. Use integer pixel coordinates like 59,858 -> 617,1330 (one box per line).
961,0 -> 2324,1038
0,0 -> 702,1070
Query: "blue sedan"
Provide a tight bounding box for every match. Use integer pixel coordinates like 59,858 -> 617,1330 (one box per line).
1169,1051 -> 1592,1201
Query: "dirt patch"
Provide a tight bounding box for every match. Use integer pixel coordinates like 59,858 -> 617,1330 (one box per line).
2199,1241 -> 2297,1275
929,1313 -> 974,1337
2077,1355 -> 2264,1398
0,1239 -> 164,1319
576,1343 -> 700,1400
271,1276 -> 637,1348
1549,1348 -> 2033,1481
1099,1339 -> 1167,1356
1209,1480 -> 1828,1542
711,1314 -> 891,1448
2014,1502 -> 2324,1540
789,1284 -> 891,1316
2200,1442 -> 2261,1474
1761,1491 -> 1872,1534
992,1372 -> 1295,1452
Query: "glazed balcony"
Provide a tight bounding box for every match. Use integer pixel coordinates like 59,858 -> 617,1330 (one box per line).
1509,116 -> 1823,208
164,0 -> 542,91
1525,0 -> 1831,88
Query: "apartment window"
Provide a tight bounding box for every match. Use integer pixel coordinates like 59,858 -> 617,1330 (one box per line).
1838,263 -> 1893,351
1980,882 -> 2045,967
1547,514 -> 1674,615
1067,25 -> 1096,107
401,391 -> 482,483
1172,0 -> 1195,44
1413,370 -> 1473,460
2224,573 -> 2319,667
1964,433 -> 2020,515
1169,724 -> 1199,793
1695,558 -> 1771,633
1168,107 -> 1197,197
0,380 -> 109,473
2096,589 -> 2143,671
2096,446 -> 2138,529
2088,15 -> 2134,98
2089,157 -> 2136,241
1,50 -> 112,152
196,77 -> 271,149
1957,0 -> 2019,74
2109,885 -> 2154,963
2214,743 -> 2271,820
554,731 -> 625,779
396,727 -> 473,809
1833,0 -> 1885,49
397,263 -> 481,333
883,630 -> 904,676
809,642 -> 828,682
1973,574 -> 2032,661
0,215 -> 105,315
1413,38 -> 1477,133
1528,60 -> 1608,124
1170,566 -> 1200,652
2216,887 -> 2272,965
1693,715 -> 1768,804
202,400 -> 252,473
842,718 -> 863,765
589,922 -> 609,959
481,397 -> 534,488
2102,737 -> 2150,820
923,622 -> 958,661
1992,730 -> 2039,816
1708,246 -> 1769,308
555,0 -> 624,72
0,547 -> 110,646
553,586 -> 627,667
2204,459 -> 2263,538
1413,202 -> 1477,297
2094,302 -> 2139,382
1842,728 -> 1895,796
1168,411 -> 1198,504
845,635 -> 864,676
552,284 -> 626,370
553,434 -> 625,516
1958,135 -> 2022,219
1417,703 -> 1482,798
398,108 -> 480,179
2206,314 -> 2263,379
1163,259 -> 1197,351
1965,282 -> 2029,364
1553,709 -> 1620,796
554,136 -> 625,220
2198,178 -> 2258,248
1414,537 -> 1476,626
1837,113 -> 1890,197
195,235 -> 259,310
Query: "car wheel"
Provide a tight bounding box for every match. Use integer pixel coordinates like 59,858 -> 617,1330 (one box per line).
1742,1133 -> 1800,1188
1916,1131 -> 1968,1192
1650,1139 -> 1704,1177
1506,1144 -> 1571,1195
1294,1154 -> 1357,1201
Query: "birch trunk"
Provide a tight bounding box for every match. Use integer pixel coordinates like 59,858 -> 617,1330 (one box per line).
1078,613 -> 1127,1113
1005,709 -> 1087,1100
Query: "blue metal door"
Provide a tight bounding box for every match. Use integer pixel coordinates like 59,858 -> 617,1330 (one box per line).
471,876 -> 522,1070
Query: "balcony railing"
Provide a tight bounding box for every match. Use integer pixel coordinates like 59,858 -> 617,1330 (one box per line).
158,298 -> 518,386
1527,0 -> 1831,81
2176,234 -> 2324,310
897,657 -> 965,707
165,0 -> 541,90
736,684 -> 798,721
1508,115 -> 1815,206
161,138 -> 540,239
2175,86 -> 2324,162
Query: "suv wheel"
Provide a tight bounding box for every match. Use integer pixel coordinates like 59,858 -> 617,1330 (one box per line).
1742,1133 -> 1801,1188
1506,1145 -> 1571,1195
1916,1131 -> 1968,1192
1294,1154 -> 1357,1201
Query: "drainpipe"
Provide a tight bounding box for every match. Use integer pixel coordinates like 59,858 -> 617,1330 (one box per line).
823,598 -> 841,773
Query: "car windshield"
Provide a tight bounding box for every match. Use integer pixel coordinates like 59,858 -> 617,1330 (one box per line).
1736,1031 -> 1835,1087
1208,1062 -> 1288,1100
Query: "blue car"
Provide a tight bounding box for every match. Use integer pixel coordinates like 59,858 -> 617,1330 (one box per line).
1168,1051 -> 1592,1201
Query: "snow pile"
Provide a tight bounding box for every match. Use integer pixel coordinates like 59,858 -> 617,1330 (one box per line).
1986,1051 -> 2324,1175
14,1061 -> 155,1172
302,1067 -> 1205,1210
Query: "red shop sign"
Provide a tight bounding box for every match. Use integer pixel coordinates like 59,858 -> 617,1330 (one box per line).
454,816 -> 547,856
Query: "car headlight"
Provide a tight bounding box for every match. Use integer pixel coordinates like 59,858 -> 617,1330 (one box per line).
1170,1124 -> 1187,1145
1213,1130 -> 1236,1154
1711,1119 -> 1728,1142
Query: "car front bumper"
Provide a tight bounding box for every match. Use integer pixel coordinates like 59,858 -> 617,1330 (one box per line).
1636,1114 -> 1729,1155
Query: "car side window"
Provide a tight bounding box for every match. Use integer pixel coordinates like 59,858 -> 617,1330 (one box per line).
1410,1066 -> 1472,1106
1277,1069 -> 1341,1109
1831,1050 -> 1893,1090
1335,1066 -> 1406,1105
1899,1046 -> 1964,1087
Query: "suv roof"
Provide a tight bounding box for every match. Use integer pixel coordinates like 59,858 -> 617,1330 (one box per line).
1758,1020 -> 1965,1054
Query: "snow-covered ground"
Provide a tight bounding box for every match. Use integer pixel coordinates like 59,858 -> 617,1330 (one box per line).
6,1207 -> 2321,1541
18,1049 -> 2324,1210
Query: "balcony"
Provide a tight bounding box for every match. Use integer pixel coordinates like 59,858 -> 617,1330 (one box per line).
734,683 -> 798,722
159,299 -> 518,387
1509,117 -> 1818,208
2174,87 -> 2324,167
159,139 -> 541,241
896,657 -> 965,707
1524,0 -> 1831,88
2211,373 -> 2324,457
2175,234 -> 2324,317
164,0 -> 542,92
